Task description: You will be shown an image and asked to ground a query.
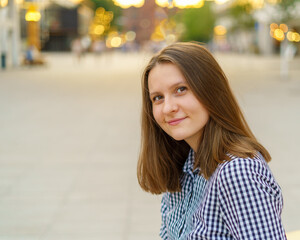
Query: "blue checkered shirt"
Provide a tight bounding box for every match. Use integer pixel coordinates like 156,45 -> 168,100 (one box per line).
160,150 -> 286,239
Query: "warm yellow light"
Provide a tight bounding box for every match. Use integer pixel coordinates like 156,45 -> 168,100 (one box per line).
96,7 -> 105,16
215,0 -> 229,4
287,31 -> 300,42
270,23 -> 278,31
295,33 -> 300,42
16,0 -> 24,4
69,0 -> 83,4
155,0 -> 170,7
104,12 -> 114,23
156,0 -> 204,8
25,5 -> 41,22
267,0 -> 281,3
0,0 -> 8,7
214,25 -> 227,36
112,0 -> 144,8
251,0 -> 264,9
274,29 -> 285,41
94,25 -> 105,35
110,36 -> 122,47
151,25 -> 165,42
174,0 -> 204,8
279,23 -> 288,33
166,34 -> 176,44
125,31 -> 136,41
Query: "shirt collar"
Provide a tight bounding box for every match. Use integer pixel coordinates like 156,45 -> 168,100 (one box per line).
183,149 -> 198,174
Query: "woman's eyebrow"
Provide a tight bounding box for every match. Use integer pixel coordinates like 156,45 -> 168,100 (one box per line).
149,81 -> 186,97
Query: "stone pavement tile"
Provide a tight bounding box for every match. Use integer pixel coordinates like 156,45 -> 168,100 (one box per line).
0,202 -> 59,235
127,234 -> 160,240
43,233 -> 123,240
0,236 -> 40,240
43,202 -> 127,235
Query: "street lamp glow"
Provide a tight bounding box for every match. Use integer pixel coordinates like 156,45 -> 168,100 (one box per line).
214,25 -> 227,35
267,0 -> 281,4
112,0 -> 144,8
156,0 -> 204,8
251,0 -> 264,9
25,5 -> 41,22
69,0 -> 83,4
174,0 -> 204,8
274,29 -> 284,41
111,36 -> 122,47
270,23 -> 278,31
279,24 -> 288,33
287,31 -> 300,42
215,0 -> 229,4
94,25 -> 105,35
0,0 -> 8,8
125,31 -> 136,41
155,0 -> 170,8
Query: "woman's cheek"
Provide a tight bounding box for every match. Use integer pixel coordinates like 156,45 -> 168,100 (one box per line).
153,107 -> 162,124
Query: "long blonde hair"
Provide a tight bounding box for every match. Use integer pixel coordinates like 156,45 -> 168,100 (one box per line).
137,42 -> 271,194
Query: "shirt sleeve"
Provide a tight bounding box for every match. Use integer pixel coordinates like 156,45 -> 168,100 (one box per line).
217,157 -> 286,240
160,193 -> 169,240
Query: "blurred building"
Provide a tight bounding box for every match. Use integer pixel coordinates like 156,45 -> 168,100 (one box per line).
122,0 -> 156,45
31,1 -> 93,51
0,0 -> 21,68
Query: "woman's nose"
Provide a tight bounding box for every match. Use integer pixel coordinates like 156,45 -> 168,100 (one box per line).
162,97 -> 178,114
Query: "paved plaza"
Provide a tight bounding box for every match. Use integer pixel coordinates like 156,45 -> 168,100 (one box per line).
0,51 -> 299,239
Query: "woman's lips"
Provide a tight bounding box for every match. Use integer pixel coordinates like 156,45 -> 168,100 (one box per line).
167,117 -> 187,126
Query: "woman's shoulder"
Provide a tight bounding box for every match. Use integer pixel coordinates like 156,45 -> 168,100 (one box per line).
218,152 -> 269,177
214,153 -> 282,199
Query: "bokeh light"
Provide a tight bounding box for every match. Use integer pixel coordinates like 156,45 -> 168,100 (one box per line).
0,0 -> 8,8
287,31 -> 300,42
125,31 -> 136,42
214,25 -> 227,36
155,0 -> 170,8
112,0 -> 144,8
25,5 -> 41,22
215,0 -> 230,4
274,29 -> 285,41
279,24 -> 288,33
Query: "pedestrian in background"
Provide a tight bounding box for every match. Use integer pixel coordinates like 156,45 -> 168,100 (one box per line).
137,42 -> 286,239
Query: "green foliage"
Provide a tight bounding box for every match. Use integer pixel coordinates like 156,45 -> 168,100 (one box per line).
278,0 -> 299,22
229,3 -> 255,31
175,3 -> 215,43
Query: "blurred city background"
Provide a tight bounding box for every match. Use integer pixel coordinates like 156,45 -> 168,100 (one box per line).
0,0 -> 300,239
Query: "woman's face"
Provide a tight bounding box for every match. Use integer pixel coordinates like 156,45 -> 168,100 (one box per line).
148,63 -> 209,150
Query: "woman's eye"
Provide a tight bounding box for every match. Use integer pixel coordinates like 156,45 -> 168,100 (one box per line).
176,86 -> 187,93
153,95 -> 163,102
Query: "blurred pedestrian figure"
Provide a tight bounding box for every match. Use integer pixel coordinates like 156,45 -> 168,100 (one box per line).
137,42 -> 286,240
280,39 -> 297,79
80,35 -> 92,54
24,45 -> 44,65
92,40 -> 105,57
71,38 -> 83,62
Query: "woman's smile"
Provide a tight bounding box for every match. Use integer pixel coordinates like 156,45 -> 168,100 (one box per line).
167,117 -> 187,126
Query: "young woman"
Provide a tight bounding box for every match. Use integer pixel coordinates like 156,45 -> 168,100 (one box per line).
137,42 -> 286,239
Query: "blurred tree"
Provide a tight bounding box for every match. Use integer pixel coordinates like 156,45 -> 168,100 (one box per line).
89,0 -> 122,30
175,3 -> 215,43
277,0 -> 298,22
228,3 -> 255,31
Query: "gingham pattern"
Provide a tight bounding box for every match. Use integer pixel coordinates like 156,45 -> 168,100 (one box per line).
160,150 -> 286,240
